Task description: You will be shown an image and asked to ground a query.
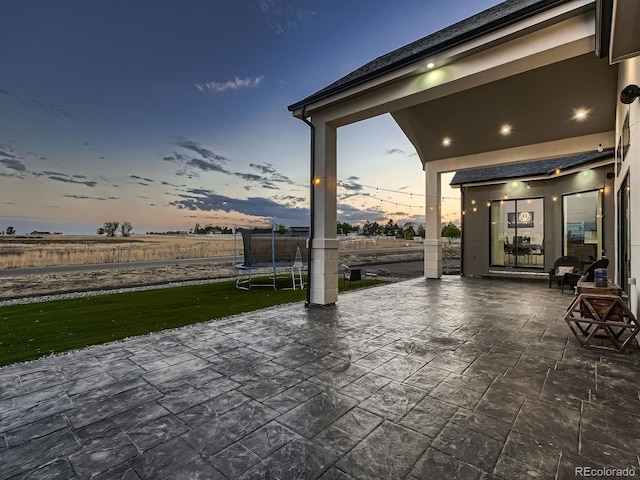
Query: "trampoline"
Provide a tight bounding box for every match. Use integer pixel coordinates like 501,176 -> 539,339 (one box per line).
234,225 -> 309,290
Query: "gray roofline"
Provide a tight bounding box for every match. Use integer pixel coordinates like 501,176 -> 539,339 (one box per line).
288,0 -> 574,113
449,149 -> 614,186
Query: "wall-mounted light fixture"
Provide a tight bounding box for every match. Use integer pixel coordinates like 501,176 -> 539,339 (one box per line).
620,84 -> 640,104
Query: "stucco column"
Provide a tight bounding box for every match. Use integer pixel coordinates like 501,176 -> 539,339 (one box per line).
309,120 -> 339,305
424,166 -> 442,279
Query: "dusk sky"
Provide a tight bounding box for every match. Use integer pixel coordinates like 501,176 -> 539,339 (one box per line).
1,0 -> 502,235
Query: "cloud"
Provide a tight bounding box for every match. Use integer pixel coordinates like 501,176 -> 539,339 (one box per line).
272,194 -> 306,204
231,162 -> 296,191
336,202 -> 385,223
250,163 -> 277,175
257,0 -> 316,35
64,195 -> 119,201
187,158 -> 231,174
234,173 -> 264,182
161,181 -> 186,188
33,168 -> 99,187
0,157 -> 27,172
339,192 -> 369,201
0,146 -> 27,175
170,188 -> 309,225
195,76 -> 264,93
385,148 -> 405,155
1,84 -> 76,118
48,175 -> 98,187
340,179 -> 363,191
130,175 -> 154,183
176,140 -> 230,162
385,148 -> 417,157
164,140 -> 233,177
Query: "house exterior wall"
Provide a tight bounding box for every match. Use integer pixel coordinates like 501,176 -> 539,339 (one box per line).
459,164 -> 615,277
616,57 -> 640,316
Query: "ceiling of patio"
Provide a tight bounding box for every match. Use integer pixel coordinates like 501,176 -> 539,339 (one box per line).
393,52 -> 618,164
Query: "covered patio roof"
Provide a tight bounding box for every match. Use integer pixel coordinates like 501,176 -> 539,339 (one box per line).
289,0 -> 618,169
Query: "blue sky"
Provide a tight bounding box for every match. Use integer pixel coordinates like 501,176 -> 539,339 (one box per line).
1,0 -> 501,234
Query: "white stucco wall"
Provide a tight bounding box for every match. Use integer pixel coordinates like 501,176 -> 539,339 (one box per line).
616,57 -> 640,317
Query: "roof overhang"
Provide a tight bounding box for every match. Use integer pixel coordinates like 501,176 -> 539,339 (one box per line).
289,0 -> 619,179
450,151 -> 614,188
609,0 -> 640,63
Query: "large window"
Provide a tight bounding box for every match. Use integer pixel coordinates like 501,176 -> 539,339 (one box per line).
491,198 -> 544,268
563,190 -> 602,261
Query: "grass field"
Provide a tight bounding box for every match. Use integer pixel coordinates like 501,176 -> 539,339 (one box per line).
0,276 -> 381,367
0,234 -> 239,268
0,234 -> 418,269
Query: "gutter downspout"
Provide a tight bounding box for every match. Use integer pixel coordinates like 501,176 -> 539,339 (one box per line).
299,106 -> 314,307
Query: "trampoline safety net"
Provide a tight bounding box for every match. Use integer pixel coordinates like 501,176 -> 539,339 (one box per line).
234,226 -> 309,289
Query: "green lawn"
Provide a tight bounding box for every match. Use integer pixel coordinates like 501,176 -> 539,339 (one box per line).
0,276 -> 382,367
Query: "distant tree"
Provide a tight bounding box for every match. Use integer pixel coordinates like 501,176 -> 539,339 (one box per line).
418,225 -> 425,239
402,224 -> 416,240
441,222 -> 461,244
120,221 -> 132,237
96,227 -> 105,235
383,219 -> 400,236
6,226 -> 15,235
103,221 -> 119,237
337,221 -> 359,234
363,220 -> 382,236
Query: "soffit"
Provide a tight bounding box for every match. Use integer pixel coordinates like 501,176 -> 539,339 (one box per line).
395,53 -> 617,163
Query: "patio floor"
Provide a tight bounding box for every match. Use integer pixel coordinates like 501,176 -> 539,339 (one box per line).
1,276 -> 639,479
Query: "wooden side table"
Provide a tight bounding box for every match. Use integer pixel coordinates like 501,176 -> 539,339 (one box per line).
564,282 -> 639,353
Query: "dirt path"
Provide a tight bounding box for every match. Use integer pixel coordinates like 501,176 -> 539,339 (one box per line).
0,250 -> 426,300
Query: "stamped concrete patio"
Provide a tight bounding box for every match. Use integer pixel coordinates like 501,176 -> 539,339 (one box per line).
1,276 -> 639,480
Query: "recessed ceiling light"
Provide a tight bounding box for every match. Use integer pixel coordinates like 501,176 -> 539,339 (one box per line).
427,62 -> 435,69
573,108 -> 589,121
500,124 -> 512,135
442,137 -> 451,147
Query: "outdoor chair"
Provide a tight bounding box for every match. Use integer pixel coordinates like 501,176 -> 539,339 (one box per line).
560,257 -> 609,293
548,255 -> 582,288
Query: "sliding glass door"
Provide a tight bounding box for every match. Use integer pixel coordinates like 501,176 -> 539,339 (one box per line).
491,198 -> 544,268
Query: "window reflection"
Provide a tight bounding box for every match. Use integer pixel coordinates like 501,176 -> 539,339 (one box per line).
491,198 -> 544,268
563,190 -> 602,261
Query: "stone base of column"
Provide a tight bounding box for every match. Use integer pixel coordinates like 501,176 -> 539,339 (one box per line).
423,238 -> 442,279
308,239 -> 339,306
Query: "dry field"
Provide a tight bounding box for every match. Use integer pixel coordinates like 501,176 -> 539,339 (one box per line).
0,234 -> 240,269
0,235 -> 423,302
0,234 -> 421,269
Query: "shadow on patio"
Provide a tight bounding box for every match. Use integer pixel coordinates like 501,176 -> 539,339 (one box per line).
1,277 -> 639,479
